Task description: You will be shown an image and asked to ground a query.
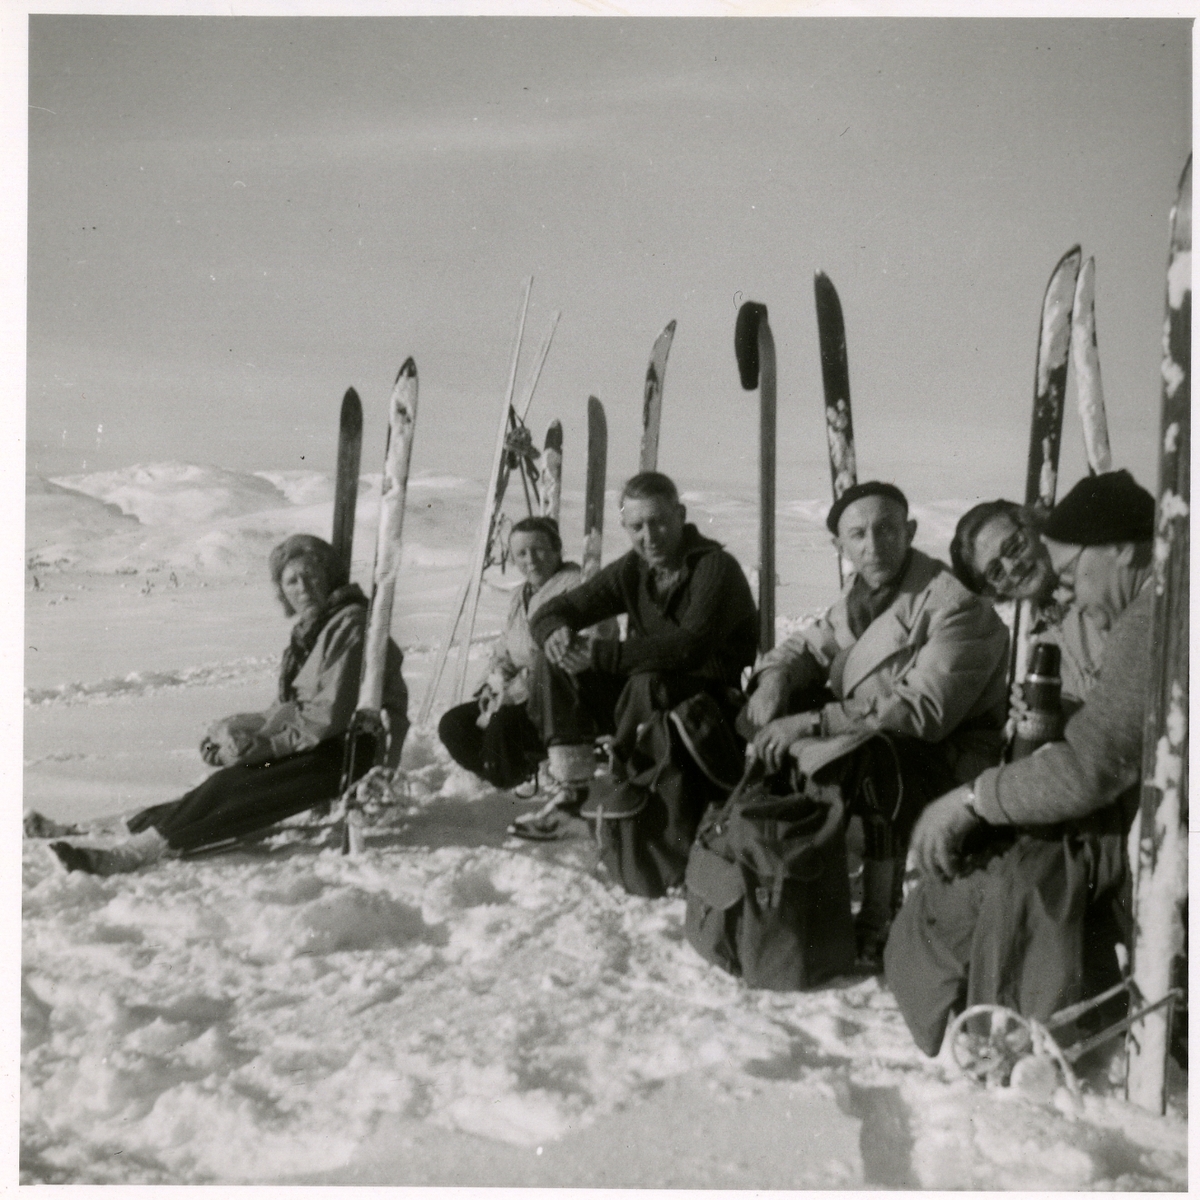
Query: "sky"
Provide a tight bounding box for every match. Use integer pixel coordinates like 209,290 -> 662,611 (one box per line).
19,13 -> 1194,506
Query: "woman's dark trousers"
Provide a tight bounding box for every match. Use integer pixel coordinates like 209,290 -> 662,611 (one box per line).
438,700 -> 547,789
125,732 -> 376,852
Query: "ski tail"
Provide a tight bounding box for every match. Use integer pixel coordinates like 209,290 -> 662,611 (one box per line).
1071,256 -> 1113,475
638,319 -> 677,473
358,358 -> 417,714
541,420 -> 563,524
735,300 -> 776,654
581,396 -> 607,581
1008,246 -> 1084,696
337,358 -> 418,853
813,272 -> 857,501
813,272 -> 857,587
1024,245 -> 1082,511
332,387 -> 363,582
453,279 -> 532,708
1127,154 -> 1190,1114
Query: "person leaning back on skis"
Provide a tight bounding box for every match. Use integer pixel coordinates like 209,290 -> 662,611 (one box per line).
740,481 -> 1010,967
44,534 -> 409,875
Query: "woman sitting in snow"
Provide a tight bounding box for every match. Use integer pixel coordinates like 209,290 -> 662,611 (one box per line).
437,516 -> 613,793
47,533 -> 409,874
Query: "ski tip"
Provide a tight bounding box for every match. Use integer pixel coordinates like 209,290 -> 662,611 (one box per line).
544,419 -> 562,450
396,357 -> 417,381
734,300 -> 768,390
813,269 -> 837,293
1173,155 -> 1192,250
341,387 -> 362,426
813,272 -> 845,328
1056,245 -> 1083,271
663,318 -> 677,336
587,395 -> 607,430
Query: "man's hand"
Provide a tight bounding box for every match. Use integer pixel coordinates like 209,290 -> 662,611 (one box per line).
744,669 -> 789,731
544,627 -> 591,675
543,626 -> 574,666
202,714 -> 272,766
752,712 -> 819,774
909,785 -> 983,882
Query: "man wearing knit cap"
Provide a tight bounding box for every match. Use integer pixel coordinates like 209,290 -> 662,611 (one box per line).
742,480 -> 1010,964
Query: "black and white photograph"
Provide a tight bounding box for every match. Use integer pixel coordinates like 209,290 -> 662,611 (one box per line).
13,4 -> 1191,1187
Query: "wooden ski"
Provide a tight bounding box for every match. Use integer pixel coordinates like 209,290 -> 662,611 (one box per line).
813,272 -> 858,587
639,319 -> 677,473
340,359 -> 418,853
1126,155 -> 1190,1114
419,280 -> 534,721
331,387 -> 363,582
581,397 -> 607,581
1025,246 -> 1082,513
1008,247 -> 1082,697
541,420 -> 563,525
1070,256 -> 1113,475
735,300 -> 776,654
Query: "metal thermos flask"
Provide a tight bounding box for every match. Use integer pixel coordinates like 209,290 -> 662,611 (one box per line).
1010,642 -> 1064,760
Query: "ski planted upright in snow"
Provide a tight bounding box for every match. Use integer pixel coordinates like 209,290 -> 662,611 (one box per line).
331,388 -> 363,582
1025,246 -> 1082,512
735,300 -> 776,654
581,396 -> 607,581
341,359 -> 419,853
813,272 -> 858,586
639,319 -> 677,473
419,278 -> 533,722
1008,246 -> 1082,695
541,420 -> 563,525
1070,256 -> 1113,475
1126,155 -> 1191,1115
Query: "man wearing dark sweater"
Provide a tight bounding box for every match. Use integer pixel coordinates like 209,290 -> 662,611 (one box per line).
885,584 -> 1154,1056
526,471 -> 757,787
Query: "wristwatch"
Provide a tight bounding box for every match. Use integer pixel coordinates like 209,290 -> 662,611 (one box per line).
961,782 -> 985,823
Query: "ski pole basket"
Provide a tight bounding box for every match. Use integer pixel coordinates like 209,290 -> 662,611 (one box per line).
948,979 -> 1184,1097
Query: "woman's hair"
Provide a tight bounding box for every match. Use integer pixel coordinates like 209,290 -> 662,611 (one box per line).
268,534 -> 346,615
509,515 -> 562,555
949,499 -> 1033,594
620,471 -> 680,507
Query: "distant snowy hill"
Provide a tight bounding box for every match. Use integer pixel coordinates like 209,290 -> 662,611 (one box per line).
27,463 -> 482,577
27,460 -> 973,591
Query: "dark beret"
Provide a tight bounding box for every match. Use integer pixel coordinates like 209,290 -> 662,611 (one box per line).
1044,468 -> 1156,546
826,480 -> 909,534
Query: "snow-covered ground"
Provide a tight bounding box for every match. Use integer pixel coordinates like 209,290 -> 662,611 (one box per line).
21,463 -> 1187,1186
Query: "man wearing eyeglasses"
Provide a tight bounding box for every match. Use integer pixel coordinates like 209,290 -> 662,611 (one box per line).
741,481 -> 1010,965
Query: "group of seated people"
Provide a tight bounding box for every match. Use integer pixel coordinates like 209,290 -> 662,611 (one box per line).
44,461 -> 1162,1059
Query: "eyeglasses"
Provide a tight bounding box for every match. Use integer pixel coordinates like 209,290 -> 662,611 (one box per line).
980,525 -> 1031,590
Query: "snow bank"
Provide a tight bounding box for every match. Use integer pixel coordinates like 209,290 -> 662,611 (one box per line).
21,729 -> 1188,1187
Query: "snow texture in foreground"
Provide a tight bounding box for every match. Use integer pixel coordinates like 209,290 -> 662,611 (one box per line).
22,733 -> 1188,1188
22,464 -> 1188,1187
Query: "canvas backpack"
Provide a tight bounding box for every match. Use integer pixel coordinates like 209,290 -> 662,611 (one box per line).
579,691 -> 744,900
684,759 -> 856,990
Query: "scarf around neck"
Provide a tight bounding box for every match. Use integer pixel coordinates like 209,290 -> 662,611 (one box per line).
278,583 -> 368,702
844,552 -> 911,641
